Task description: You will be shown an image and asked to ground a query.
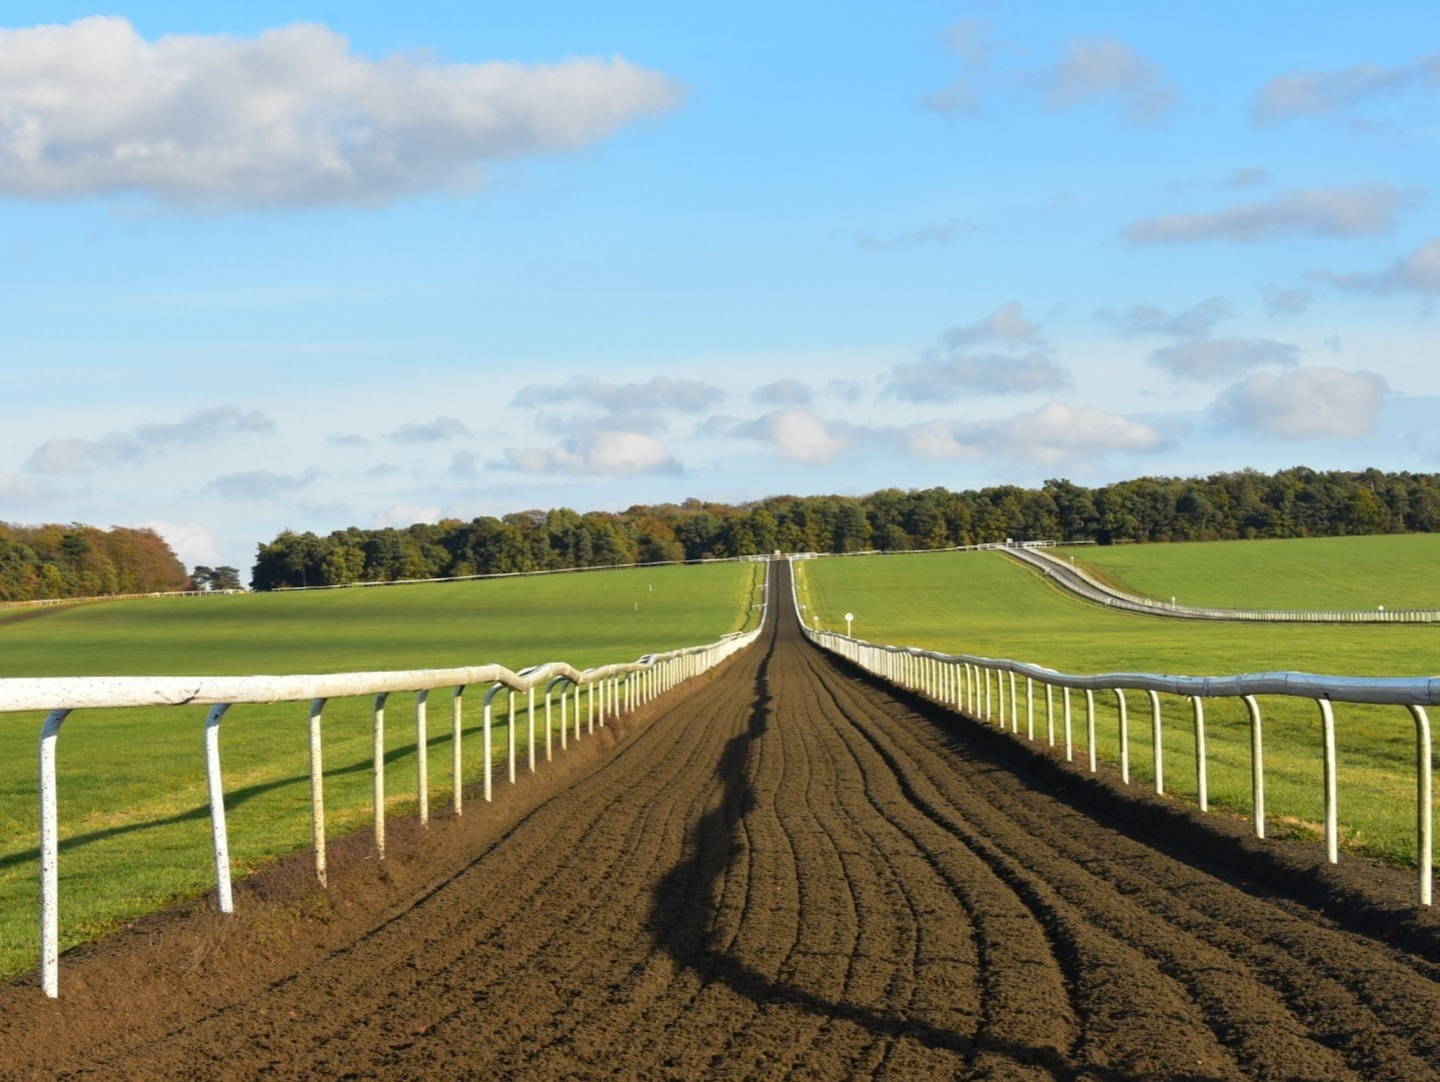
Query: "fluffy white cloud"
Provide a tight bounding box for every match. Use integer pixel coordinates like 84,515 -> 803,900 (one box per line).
140,520 -> 223,567
25,405 -> 273,473
1123,185 -> 1414,244
391,417 -> 471,443
1148,337 -> 1300,380
906,403 -> 1163,465
1212,367 -> 1387,439
1255,52 -> 1440,120
751,379 -> 813,406
1312,237 -> 1440,295
1043,37 -> 1176,119
204,469 -> 317,501
733,409 -> 855,465
1097,297 -> 1233,338
943,300 -> 1039,346
505,431 -> 678,477
887,350 -> 1068,401
513,375 -> 721,414
0,17 -> 680,207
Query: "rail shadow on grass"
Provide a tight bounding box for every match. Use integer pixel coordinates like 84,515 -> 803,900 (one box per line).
0,723 -> 501,872
647,565 -> 1124,1081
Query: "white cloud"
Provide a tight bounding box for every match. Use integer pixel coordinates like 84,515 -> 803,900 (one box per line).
887,350 -> 1068,401
1148,337 -> 1300,380
373,504 -> 441,528
504,430 -> 678,477
751,378 -> 813,406
943,300 -> 1039,346
1312,236 -> 1440,295
391,416 -> 471,443
513,375 -> 722,413
1043,37 -> 1176,120
1123,185 -> 1415,244
0,17 -> 680,207
25,405 -> 274,473
1262,286 -> 1314,315
1212,367 -> 1388,438
140,520 -> 223,567
1255,52 -> 1440,120
1097,297 -> 1233,338
906,403 -> 1163,465
204,469 -> 317,501
733,409 -> 855,465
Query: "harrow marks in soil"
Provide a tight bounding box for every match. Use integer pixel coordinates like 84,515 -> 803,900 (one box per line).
4,561 -> 1440,1080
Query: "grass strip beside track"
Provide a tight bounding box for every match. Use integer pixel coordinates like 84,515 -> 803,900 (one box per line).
796,550 -> 1439,868
1073,534 -> 1440,611
0,561 -> 763,978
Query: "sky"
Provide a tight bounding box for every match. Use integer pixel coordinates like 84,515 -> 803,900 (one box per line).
1,1 -> 1437,571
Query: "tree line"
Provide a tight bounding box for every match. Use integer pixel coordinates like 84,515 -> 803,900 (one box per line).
249,466 -> 1440,590
0,523 -> 189,602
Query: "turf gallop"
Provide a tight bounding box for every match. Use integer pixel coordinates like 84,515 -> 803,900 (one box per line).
2,562 -> 1438,1080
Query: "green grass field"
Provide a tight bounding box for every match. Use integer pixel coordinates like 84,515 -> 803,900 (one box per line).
0,561 -> 762,977
1073,534 -> 1440,611
797,550 -> 1438,870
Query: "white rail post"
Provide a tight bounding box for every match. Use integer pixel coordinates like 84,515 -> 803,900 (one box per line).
527,685 -> 536,774
1191,696 -> 1208,812
1026,678 -> 1035,740
985,667 -> 993,721
416,690 -> 429,826
1408,705 -> 1432,906
507,691 -> 517,783
1085,689 -> 1097,772
482,685 -> 497,801
1009,671 -> 1019,732
373,693 -> 388,856
588,680 -> 595,734
576,682 -> 584,739
309,698 -> 327,886
1046,684 -> 1055,746
204,703 -> 235,914
1115,690 -> 1129,784
1243,695 -> 1264,838
545,686 -> 553,762
1318,699 -> 1338,863
38,708 -> 72,999
1148,690 -> 1164,795
1063,688 -> 1073,762
452,686 -> 465,816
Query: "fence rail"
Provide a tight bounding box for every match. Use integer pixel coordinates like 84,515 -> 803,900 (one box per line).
1010,545 -> 1440,624
0,588 -> 243,611
2,583 -> 767,998
789,559 -> 1434,911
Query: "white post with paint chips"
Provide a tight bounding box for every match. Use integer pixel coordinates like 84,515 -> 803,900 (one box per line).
38,708 -> 71,999
1244,694 -> 1264,838
204,703 -> 234,915
452,686 -> 464,816
1319,698 -> 1338,863
373,693 -> 388,856
416,690 -> 429,826
309,698 -> 327,886
1410,705 -> 1432,906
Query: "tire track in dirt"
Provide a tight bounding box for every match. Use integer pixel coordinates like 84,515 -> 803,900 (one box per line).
3,560 -> 1438,1080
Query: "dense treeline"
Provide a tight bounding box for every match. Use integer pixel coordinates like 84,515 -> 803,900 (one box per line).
250,467 -> 1440,590
0,523 -> 189,601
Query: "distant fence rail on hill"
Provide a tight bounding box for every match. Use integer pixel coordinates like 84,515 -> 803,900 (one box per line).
1009,545 -> 1440,624
0,589 -> 243,611
0,576 -> 768,998
789,558 -> 1435,913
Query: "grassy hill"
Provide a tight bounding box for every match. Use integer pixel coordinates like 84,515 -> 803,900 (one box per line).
0,561 -> 762,977
796,549 -> 1437,870
1073,534 -> 1440,611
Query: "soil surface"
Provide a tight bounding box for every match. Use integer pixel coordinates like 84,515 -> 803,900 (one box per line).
3,561 -> 1439,1080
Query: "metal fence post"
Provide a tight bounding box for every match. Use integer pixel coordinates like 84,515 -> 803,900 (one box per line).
1115,690 -> 1129,784
1085,689 -> 1097,772
416,690 -> 429,826
1063,688 -> 1073,762
1243,695 -> 1263,838
1191,696 -> 1208,812
1409,705 -> 1433,906
1319,699 -> 1338,863
373,693 -> 388,855
38,708 -> 72,999
309,698 -> 327,885
204,703 -> 235,914
452,686 -> 465,816
1148,690 -> 1164,795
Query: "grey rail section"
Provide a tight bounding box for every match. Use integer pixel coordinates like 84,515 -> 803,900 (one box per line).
1008,544 -> 1440,624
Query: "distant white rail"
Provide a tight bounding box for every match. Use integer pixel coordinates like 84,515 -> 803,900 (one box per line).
0,589 -> 243,611
1010,545 -> 1440,624
3,579 -> 767,998
789,559 -> 1434,910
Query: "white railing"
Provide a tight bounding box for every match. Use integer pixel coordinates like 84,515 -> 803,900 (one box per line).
789,559 -> 1434,910
1011,545 -> 1440,624
2,588 -> 767,998
0,588 -> 244,611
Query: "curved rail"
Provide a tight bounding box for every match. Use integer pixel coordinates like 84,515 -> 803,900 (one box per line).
1009,545 -> 1440,624
788,558 -> 1434,911
5,582 -> 767,998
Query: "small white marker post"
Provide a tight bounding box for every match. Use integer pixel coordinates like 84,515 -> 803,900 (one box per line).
844,612 -> 854,637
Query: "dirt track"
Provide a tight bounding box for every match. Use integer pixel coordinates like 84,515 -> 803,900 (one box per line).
5,560 -> 1440,1080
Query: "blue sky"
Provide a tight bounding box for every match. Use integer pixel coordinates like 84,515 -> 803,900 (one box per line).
1,2 -> 1437,569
